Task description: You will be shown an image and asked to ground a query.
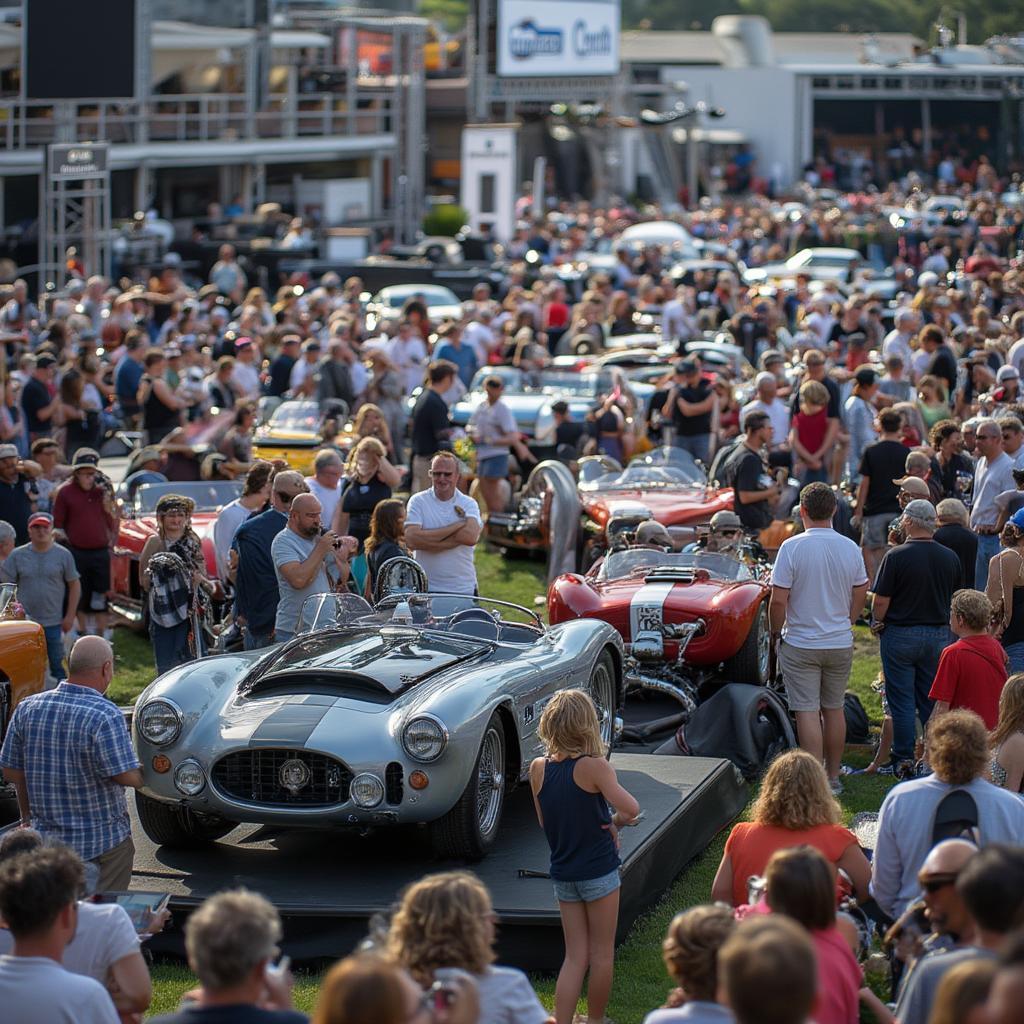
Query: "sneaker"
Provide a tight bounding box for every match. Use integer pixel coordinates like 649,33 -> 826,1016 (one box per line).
829,778 -> 844,796
874,762 -> 896,776
838,764 -> 858,776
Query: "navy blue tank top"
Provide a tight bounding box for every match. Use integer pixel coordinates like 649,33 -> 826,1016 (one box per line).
537,757 -> 619,882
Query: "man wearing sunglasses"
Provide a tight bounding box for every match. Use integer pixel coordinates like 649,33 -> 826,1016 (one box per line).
405,452 -> 481,595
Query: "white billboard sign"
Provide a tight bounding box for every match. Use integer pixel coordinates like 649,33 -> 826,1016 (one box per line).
497,0 -> 619,78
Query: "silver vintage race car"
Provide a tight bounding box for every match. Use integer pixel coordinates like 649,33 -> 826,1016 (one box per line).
133,590 -> 625,860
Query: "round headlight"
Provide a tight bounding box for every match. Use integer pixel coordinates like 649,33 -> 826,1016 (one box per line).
402,716 -> 448,762
138,699 -> 182,746
173,758 -> 206,796
350,772 -> 385,809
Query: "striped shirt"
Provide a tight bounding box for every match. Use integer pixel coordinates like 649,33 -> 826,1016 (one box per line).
0,682 -> 139,861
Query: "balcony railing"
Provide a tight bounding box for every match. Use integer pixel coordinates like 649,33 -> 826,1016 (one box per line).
0,91 -> 395,150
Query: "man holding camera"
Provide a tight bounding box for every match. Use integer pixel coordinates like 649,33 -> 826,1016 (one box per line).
271,493 -> 354,644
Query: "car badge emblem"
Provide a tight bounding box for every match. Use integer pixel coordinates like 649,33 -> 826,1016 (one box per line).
279,758 -> 310,795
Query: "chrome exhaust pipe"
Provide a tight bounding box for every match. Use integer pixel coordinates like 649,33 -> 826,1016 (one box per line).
627,670 -> 697,716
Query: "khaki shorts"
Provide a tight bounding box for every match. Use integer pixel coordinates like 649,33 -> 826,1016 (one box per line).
779,641 -> 853,712
411,455 -> 433,494
861,512 -> 892,550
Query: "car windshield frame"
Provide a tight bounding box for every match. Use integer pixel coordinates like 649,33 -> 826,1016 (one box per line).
135,481 -> 243,514
579,447 -> 708,492
266,401 -> 322,432
378,285 -> 460,308
599,549 -> 753,582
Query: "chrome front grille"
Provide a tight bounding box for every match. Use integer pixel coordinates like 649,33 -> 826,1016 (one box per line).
212,748 -> 352,806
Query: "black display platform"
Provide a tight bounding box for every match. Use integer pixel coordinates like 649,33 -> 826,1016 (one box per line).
134,754 -> 747,971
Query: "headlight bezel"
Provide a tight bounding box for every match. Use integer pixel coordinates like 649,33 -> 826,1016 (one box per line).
401,714 -> 449,763
350,772 -> 385,809
173,758 -> 206,796
137,698 -> 183,747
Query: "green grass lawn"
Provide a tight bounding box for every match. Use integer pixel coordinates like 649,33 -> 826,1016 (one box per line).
126,546 -> 889,1020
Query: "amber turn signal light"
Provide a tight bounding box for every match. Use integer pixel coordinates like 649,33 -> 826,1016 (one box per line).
409,770 -> 429,790
152,755 -> 172,774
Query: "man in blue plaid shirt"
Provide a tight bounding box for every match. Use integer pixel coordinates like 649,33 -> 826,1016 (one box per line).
0,635 -> 142,890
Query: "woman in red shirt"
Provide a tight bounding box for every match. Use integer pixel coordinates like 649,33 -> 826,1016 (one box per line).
789,379 -> 831,484
711,750 -> 870,907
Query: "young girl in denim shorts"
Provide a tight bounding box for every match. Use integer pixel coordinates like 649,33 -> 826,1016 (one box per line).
529,689 -> 641,1024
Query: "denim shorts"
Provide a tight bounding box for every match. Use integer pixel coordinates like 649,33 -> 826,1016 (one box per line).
477,453 -> 510,478
553,867 -> 621,903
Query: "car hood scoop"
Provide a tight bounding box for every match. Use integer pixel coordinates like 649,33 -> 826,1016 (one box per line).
243,626 -> 487,699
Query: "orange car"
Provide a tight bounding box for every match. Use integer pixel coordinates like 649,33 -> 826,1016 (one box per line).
0,583 -> 48,742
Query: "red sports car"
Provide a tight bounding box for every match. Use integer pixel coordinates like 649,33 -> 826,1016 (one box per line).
110,480 -> 242,627
577,447 -> 734,571
548,546 -> 793,777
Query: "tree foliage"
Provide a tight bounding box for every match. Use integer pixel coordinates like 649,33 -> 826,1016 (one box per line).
419,0 -> 468,34
622,0 -> 1024,44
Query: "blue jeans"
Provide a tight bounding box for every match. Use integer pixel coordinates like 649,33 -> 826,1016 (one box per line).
1005,641 -> 1024,675
243,627 -> 274,651
880,624 -> 952,761
799,465 -> 829,484
276,630 -> 294,645
673,433 -> 711,465
150,620 -> 191,677
42,624 -> 66,681
975,532 -> 1002,592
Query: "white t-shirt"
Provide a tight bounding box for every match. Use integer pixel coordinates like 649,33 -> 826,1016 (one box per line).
0,901 -> 140,983
740,398 -> 790,448
0,954 -> 118,1023
770,527 -> 868,649
474,965 -> 549,1024
405,487 -> 481,594
305,476 -> 342,528
469,397 -> 517,460
212,498 -> 253,579
387,335 -> 428,396
231,361 -> 261,399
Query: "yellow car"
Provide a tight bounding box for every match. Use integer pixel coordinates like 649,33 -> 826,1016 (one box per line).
252,400 -> 352,475
0,583 -> 48,813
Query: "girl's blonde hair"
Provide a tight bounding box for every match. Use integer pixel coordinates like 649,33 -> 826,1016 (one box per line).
751,749 -> 840,830
798,379 -> 829,408
345,435 -> 386,476
386,871 -> 495,986
537,688 -> 606,758
992,673 -> 1024,749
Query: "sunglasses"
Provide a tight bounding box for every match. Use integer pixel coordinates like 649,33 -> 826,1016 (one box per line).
919,873 -> 959,894
717,528 -> 741,537
430,470 -> 455,478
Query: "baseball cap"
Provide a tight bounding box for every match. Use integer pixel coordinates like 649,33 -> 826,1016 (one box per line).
35,354 -> 57,369
235,337 -> 254,350
998,365 -> 1020,382
302,339 -> 321,353
710,510 -> 743,530
71,448 -> 100,470
1010,507 -> 1024,530
635,521 -> 673,546
893,475 -> 930,497
28,511 -> 53,528
903,498 -> 937,526
0,444 -> 18,460
675,359 -> 698,375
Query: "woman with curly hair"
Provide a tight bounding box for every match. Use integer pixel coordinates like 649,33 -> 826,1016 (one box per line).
710,749 -> 870,906
387,872 -> 547,1024
990,673 -> 1024,793
643,905 -> 735,1024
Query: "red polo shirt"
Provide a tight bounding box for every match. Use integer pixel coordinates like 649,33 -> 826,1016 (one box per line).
928,634 -> 1007,728
52,478 -> 115,550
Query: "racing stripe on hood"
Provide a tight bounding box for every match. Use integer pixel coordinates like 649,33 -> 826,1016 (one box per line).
250,698 -> 334,747
629,582 -> 675,639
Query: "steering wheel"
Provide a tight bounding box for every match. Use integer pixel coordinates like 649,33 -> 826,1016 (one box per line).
449,607 -> 497,627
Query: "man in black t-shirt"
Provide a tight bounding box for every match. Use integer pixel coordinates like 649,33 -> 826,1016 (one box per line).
725,411 -> 778,532
410,360 -> 456,493
0,445 -> 34,544
934,498 -> 978,589
20,355 -> 59,442
663,359 -> 715,466
872,498 -> 962,771
852,409 -> 906,580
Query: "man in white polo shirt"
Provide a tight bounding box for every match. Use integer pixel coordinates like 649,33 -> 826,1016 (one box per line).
404,451 -> 482,594
769,482 -> 869,794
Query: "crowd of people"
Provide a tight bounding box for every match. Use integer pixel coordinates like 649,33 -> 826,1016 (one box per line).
7,175 -> 1024,1023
